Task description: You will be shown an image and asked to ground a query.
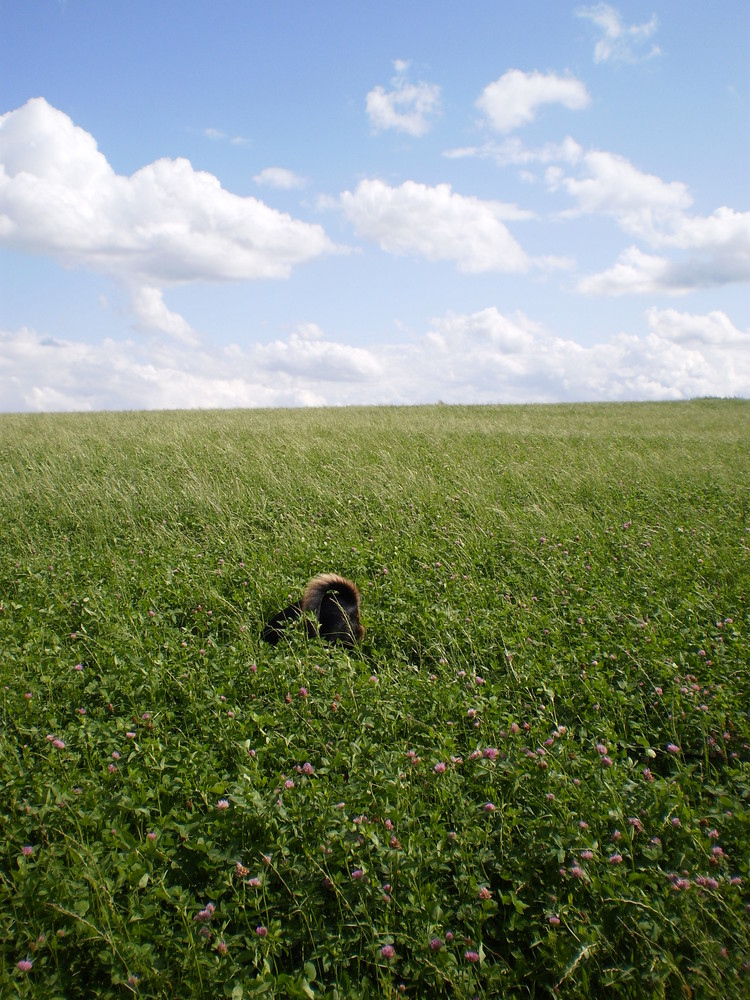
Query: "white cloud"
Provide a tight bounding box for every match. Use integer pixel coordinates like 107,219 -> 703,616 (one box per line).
577,246 -> 674,295
202,127 -> 252,147
339,178 -> 531,273
0,98 -> 336,337
646,307 -> 750,347
3,307 -> 746,413
130,285 -> 199,345
253,167 -> 308,190
553,149 -> 693,241
366,61 -> 441,136
548,149 -> 750,293
576,4 -> 660,64
445,135 -> 583,167
256,328 -> 383,382
476,70 -> 590,133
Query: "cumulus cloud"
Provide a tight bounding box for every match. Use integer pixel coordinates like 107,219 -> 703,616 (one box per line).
2,307 -> 746,413
130,286 -> 199,345
366,60 -> 441,136
545,149 -> 750,294
339,178 -> 532,273
253,166 -> 308,189
552,149 -> 693,241
476,70 -> 591,133
575,4 -> 660,64
0,98 -> 336,337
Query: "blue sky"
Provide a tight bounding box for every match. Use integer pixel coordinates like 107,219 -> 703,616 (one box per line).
1,0 -> 748,410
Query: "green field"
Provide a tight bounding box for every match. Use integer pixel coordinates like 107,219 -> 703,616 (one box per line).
1,400 -> 748,998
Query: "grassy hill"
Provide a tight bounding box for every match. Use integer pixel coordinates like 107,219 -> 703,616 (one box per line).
1,400 -> 748,998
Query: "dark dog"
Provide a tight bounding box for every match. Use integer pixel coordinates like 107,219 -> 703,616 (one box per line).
262,573 -> 364,647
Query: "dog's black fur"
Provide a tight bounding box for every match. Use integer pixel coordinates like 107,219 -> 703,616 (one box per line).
262,573 -> 364,647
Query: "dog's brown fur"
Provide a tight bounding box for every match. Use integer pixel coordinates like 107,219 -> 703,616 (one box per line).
262,574 -> 364,647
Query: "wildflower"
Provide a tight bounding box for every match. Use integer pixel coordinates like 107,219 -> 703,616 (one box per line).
21,845 -> 34,857
73,664 -> 83,671
580,850 -> 594,860
351,869 -> 364,880
302,762 -> 314,775
628,817 -> 643,832
217,799 -> 230,810
126,731 -> 136,739
601,755 -> 613,767
643,767 -> 654,781
578,821 -> 589,830
546,793 -> 555,801
707,828 -> 720,839
217,940 -> 228,955
483,802 -> 496,813
247,877 -> 261,887
465,950 -> 480,963
430,937 -> 443,951
299,687 -> 308,698
381,944 -> 395,959
548,915 -> 561,926
609,853 -> 623,864
369,674 -> 379,684
712,846 -> 726,858
509,722 -> 520,734
147,832 -> 157,842
671,817 -> 681,827
111,751 -> 120,760
478,886 -> 492,900
52,738 -> 65,750
256,925 -> 268,937
596,743 -> 608,755
666,743 -> 680,754
284,779 -> 294,789
467,708 -> 477,718
445,932 -> 454,942
194,902 -> 215,923
434,762 -> 446,774
483,747 -> 499,760
570,865 -> 586,879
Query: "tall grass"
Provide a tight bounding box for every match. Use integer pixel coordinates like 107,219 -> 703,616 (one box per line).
0,400 -> 748,998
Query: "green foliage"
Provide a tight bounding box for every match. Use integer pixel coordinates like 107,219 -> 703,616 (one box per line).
0,400 -> 748,998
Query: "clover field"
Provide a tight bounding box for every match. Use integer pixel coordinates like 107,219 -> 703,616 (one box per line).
0,399 -> 748,998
